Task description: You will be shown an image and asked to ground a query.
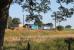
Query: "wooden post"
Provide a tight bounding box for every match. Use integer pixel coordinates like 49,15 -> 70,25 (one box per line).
26,41 -> 30,50
65,38 -> 74,50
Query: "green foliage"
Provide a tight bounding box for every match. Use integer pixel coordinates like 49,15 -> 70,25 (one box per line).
12,18 -> 20,25
65,25 -> 72,29
51,0 -> 74,29
26,14 -> 43,27
11,18 -> 20,27
13,0 -> 74,29
57,0 -> 74,4
7,17 -> 21,28
56,25 -> 64,31
34,19 -> 43,27
14,0 -> 50,26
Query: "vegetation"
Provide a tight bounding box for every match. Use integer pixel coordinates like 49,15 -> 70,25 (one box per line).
0,0 -> 12,50
11,18 -> 20,27
65,25 -> 72,29
56,25 -> 64,31
51,0 -> 74,28
3,28 -> 74,50
7,17 -> 21,29
0,0 -> 74,50
3,38 -> 74,50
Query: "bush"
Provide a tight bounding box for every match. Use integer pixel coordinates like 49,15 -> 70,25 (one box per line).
65,25 -> 72,29
56,25 -> 64,31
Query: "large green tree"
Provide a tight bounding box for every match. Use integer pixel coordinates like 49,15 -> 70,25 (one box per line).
0,0 -> 50,49
51,0 -> 74,29
15,0 -> 51,26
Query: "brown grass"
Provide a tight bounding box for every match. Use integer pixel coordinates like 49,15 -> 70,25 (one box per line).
4,28 -> 74,42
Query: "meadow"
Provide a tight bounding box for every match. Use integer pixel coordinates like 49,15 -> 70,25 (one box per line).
3,28 -> 74,50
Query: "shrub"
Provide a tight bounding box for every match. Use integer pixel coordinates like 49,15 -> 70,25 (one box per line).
56,25 -> 64,31
65,25 -> 72,29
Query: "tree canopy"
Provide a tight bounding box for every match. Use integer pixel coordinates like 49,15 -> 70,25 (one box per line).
12,18 -> 20,25
12,0 -> 74,28
13,0 -> 51,26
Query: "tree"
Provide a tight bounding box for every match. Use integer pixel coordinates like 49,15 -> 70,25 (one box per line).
0,0 -> 12,48
7,17 -> 21,29
51,9 -> 74,29
0,0 -> 12,50
14,0 -> 51,27
65,25 -> 72,29
56,25 -> 64,31
51,11 -> 66,27
12,18 -> 20,27
34,19 -> 43,27
51,0 -> 74,29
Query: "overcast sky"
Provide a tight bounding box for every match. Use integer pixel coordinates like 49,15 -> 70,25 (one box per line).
9,0 -> 74,28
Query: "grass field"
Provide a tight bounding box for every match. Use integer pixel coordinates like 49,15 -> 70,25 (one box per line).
3,28 -> 74,50
4,28 -> 74,42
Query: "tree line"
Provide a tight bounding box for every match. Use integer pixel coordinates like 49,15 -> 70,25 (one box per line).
7,16 -> 72,30
7,17 -> 20,29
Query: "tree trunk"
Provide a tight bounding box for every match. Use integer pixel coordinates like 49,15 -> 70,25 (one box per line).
54,12 -> 57,30
0,8 -> 9,50
0,22 -> 7,50
0,29 -> 5,50
0,0 -> 12,50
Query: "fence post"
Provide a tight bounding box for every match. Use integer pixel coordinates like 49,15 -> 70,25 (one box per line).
26,41 -> 30,50
65,38 -> 74,50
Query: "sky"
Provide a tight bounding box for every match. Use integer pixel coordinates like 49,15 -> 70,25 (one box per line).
9,0 -> 74,28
